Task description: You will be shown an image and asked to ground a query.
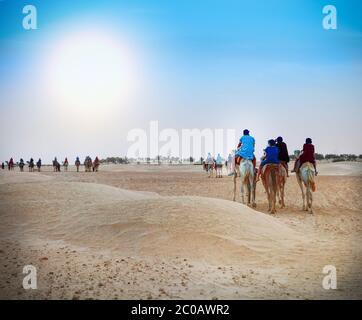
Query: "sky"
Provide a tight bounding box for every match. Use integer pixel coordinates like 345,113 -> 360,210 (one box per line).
0,0 -> 361,163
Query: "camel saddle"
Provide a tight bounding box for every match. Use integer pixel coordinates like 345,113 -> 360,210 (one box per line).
261,163 -> 280,176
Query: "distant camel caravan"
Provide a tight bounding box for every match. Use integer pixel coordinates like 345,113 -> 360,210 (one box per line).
3,156 -> 101,173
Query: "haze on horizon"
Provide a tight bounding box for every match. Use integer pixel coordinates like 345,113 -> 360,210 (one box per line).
0,0 -> 361,164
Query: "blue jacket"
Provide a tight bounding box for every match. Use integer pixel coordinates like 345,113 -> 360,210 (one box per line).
261,146 -> 280,165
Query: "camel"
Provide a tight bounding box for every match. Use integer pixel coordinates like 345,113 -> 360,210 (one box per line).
53,159 -> 61,172
215,163 -> 222,178
7,159 -> 14,171
19,160 -> 25,172
28,159 -> 34,172
84,157 -> 92,172
36,159 -> 41,172
277,164 -> 287,208
233,159 -> 256,207
75,159 -> 81,172
92,158 -> 100,172
261,164 -> 280,214
204,160 -> 215,178
296,162 -> 316,214
63,158 -> 69,172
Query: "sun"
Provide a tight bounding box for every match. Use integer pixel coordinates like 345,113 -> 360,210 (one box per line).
47,28 -> 138,113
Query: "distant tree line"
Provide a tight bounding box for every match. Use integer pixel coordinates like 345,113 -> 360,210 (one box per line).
99,154 -> 362,165
99,155 -> 196,165
100,157 -> 129,164
290,153 -> 362,162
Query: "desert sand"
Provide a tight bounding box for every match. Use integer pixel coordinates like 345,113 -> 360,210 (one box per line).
0,161 -> 361,299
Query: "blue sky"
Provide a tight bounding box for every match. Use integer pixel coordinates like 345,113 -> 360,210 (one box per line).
0,0 -> 361,162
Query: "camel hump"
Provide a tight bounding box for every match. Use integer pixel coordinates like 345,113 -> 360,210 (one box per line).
300,162 -> 314,170
265,163 -> 279,168
261,163 -> 279,176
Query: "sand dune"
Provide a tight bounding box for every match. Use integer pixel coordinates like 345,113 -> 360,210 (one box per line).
0,162 -> 361,299
0,181 -> 304,257
0,171 -> 54,185
317,161 -> 362,176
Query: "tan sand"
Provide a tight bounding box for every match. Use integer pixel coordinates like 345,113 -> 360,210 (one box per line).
0,161 -> 361,299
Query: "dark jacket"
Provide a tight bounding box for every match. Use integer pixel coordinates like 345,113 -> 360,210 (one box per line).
276,141 -> 290,163
300,143 -> 315,164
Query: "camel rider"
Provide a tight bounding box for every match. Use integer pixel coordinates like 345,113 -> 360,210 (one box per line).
205,152 -> 214,174
19,158 -> 25,171
36,159 -> 41,171
228,129 -> 256,176
9,158 -> 14,170
205,153 -> 213,164
216,153 -> 222,166
236,129 -> 256,166
292,138 -> 318,176
276,136 -> 290,177
93,157 -> 100,170
75,157 -> 81,172
257,139 -> 280,181
226,152 -> 233,174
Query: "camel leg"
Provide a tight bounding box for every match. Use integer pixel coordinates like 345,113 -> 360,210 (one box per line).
266,187 -> 271,212
247,180 -> 251,205
241,181 -> 245,204
248,176 -> 254,207
251,176 -> 257,208
307,185 -> 313,214
303,184 -> 309,211
296,174 -> 306,211
263,176 -> 271,212
306,186 -> 310,212
280,181 -> 285,208
268,192 -> 272,212
269,174 -> 276,214
233,171 -> 236,202
301,188 -> 307,211
270,188 -> 276,214
278,181 -> 282,207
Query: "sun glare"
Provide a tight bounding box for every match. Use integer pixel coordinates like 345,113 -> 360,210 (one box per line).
47,29 -> 138,113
